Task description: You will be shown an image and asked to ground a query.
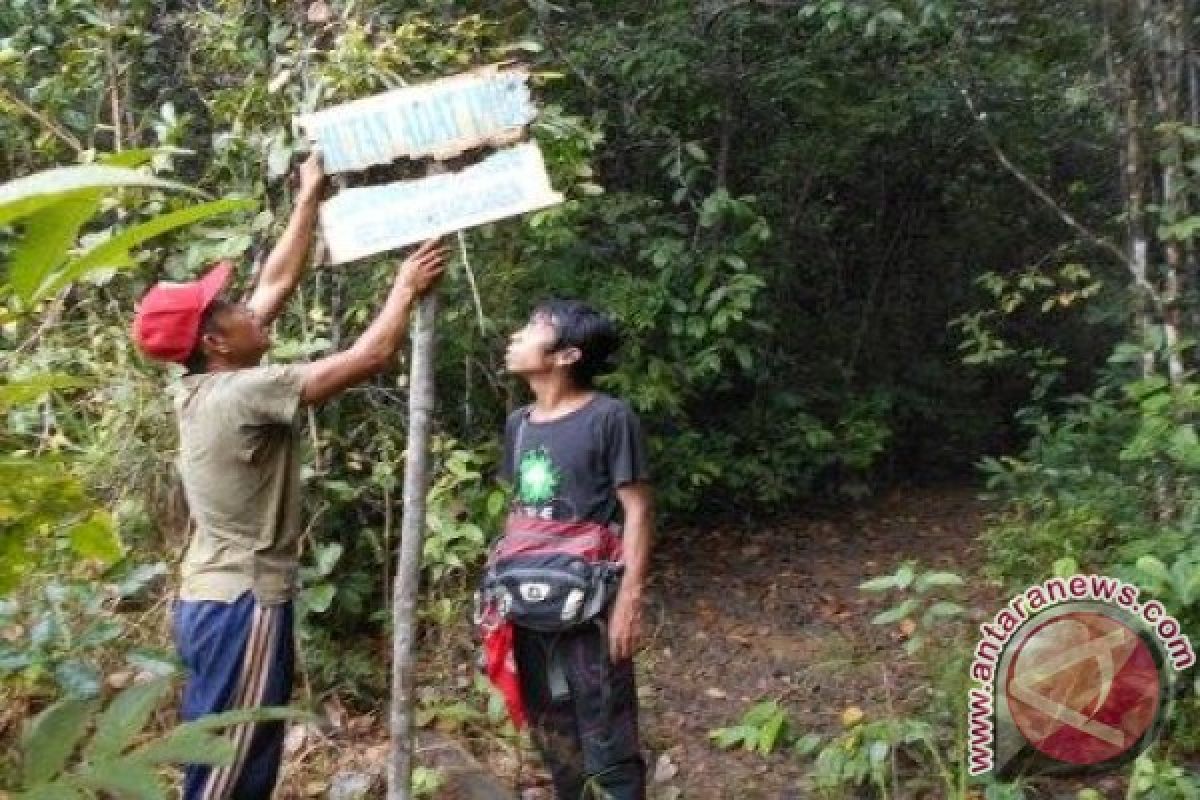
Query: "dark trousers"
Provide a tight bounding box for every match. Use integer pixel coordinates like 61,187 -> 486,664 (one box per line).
514,622 -> 646,800
173,591 -> 294,800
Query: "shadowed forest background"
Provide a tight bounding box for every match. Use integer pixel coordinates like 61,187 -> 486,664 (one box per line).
4,1 -> 1200,797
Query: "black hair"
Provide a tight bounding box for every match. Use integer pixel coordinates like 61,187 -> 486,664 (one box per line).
531,298 -> 621,388
183,298 -> 232,375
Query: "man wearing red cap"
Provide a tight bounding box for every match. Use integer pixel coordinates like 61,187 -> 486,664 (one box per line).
132,153 -> 446,800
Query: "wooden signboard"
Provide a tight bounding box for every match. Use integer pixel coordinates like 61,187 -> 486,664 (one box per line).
296,66 -> 537,172
294,66 -> 560,263
318,143 -> 562,264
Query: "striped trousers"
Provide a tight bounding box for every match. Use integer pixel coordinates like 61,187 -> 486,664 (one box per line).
173,592 -> 294,800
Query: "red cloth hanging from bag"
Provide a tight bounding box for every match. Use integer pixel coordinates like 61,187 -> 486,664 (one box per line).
483,619 -> 527,729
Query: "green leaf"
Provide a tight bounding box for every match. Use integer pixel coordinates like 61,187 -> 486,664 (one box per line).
871,598 -> 917,626
914,571 -> 964,592
858,575 -> 897,592
116,563 -> 169,598
794,732 -> 823,757
923,601 -> 966,620
1135,555 -> 1172,586
179,706 -> 313,732
868,739 -> 889,767
8,191 -> 103,302
1166,425 -> 1200,469
708,725 -> 755,750
314,543 -> 343,576
55,661 -> 102,698
21,696 -> 95,786
0,166 -> 201,226
304,584 -> 335,614
39,198 -> 255,301
85,678 -> 172,761
893,563 -> 915,589
130,727 -> 235,767
0,374 -> 90,409
74,762 -> 163,800
68,511 -> 123,564
757,711 -> 786,755
487,490 -> 507,517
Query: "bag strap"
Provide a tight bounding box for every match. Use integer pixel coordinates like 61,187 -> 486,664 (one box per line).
512,407 -> 531,476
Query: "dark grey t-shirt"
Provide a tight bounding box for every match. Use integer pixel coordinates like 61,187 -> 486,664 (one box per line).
501,393 -> 650,530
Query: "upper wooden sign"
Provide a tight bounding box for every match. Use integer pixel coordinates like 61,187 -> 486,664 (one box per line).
295,66 -> 536,172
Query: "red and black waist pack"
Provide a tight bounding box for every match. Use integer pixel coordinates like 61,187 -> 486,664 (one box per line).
474,514 -> 624,726
476,515 -> 624,633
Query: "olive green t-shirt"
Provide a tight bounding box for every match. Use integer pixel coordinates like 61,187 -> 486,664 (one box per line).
174,365 -> 306,605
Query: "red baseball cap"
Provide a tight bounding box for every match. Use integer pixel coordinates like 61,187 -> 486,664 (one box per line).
131,261 -> 233,363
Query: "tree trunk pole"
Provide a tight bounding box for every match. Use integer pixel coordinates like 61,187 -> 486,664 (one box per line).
388,289 -> 438,799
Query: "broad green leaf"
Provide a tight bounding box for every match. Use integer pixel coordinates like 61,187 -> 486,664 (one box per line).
871,598 -> 917,626
21,695 -> 95,786
0,374 -> 90,409
7,191 -> 103,302
314,542 -> 343,576
39,198 -> 255,301
116,563 -> 169,598
923,601 -> 966,620
914,571 -> 964,592
68,511 -> 123,564
1166,425 -> 1200,469
893,563 -> 915,589
124,649 -> 178,679
74,762 -> 163,800
0,166 -> 200,226
130,727 -> 235,766
757,711 -> 786,755
1135,555 -> 1172,586
858,575 -> 897,592
178,706 -> 312,732
304,584 -> 335,614
794,732 -> 823,757
85,678 -> 172,761
55,661 -> 102,698
708,725 -> 756,750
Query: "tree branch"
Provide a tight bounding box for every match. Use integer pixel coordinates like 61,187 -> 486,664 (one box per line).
960,88 -> 1165,314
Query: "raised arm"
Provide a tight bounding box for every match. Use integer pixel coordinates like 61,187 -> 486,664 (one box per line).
299,239 -> 446,406
246,152 -> 326,325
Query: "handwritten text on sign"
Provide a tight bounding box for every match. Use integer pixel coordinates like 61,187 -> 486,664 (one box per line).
296,68 -> 536,172
320,143 -> 563,264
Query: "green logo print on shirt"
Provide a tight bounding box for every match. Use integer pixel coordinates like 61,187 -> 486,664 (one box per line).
517,447 -> 561,506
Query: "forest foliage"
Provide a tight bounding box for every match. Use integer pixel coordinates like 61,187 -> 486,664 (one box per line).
4,0 -> 1200,795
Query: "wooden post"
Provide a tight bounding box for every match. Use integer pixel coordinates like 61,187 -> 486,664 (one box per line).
388,289 -> 437,800
389,158 -> 447,799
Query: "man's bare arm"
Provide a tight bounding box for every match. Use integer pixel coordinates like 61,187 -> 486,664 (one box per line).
609,482 -> 654,662
299,239 -> 446,406
246,153 -> 325,325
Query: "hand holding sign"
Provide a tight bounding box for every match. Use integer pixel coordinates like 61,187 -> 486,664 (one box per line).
396,239 -> 447,296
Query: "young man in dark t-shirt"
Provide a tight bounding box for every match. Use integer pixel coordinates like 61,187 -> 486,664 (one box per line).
501,299 -> 654,799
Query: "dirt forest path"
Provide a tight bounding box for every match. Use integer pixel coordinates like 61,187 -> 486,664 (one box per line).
631,485 -> 994,799
277,486 -> 995,799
